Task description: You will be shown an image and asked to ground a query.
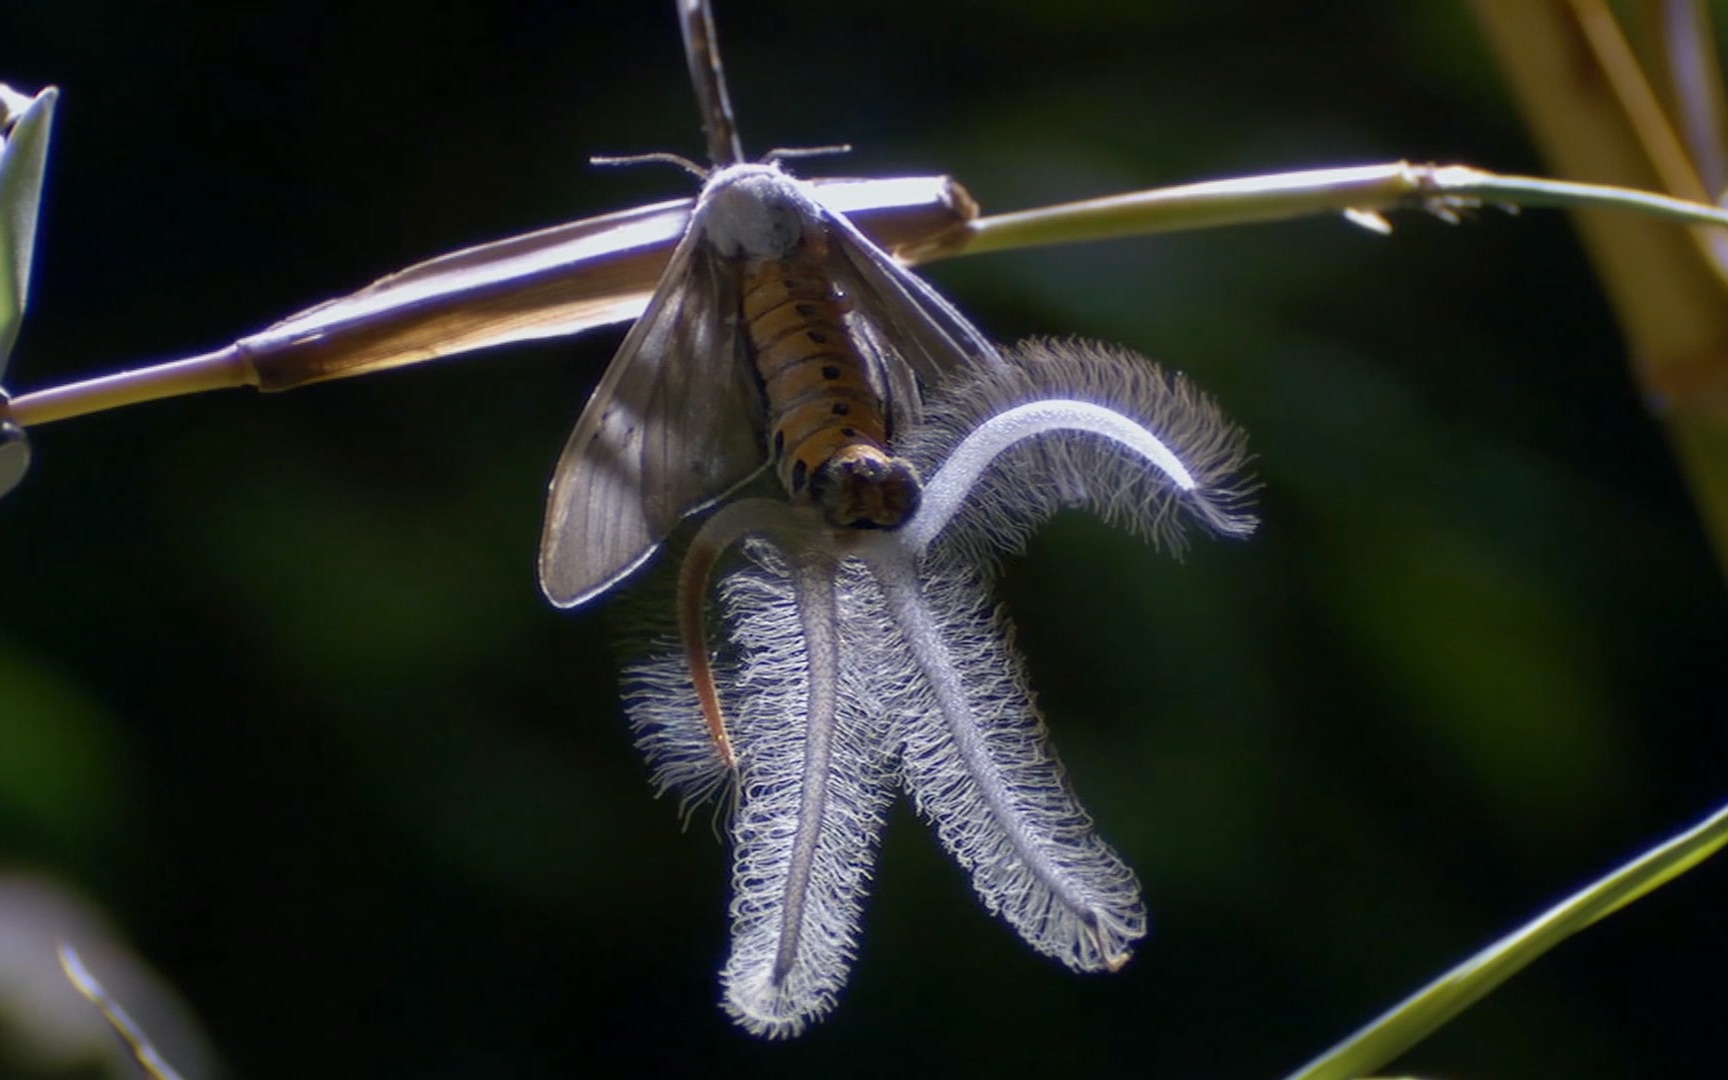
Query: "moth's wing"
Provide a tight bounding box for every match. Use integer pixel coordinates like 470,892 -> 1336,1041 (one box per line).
816,203 -> 1006,432
538,233 -> 765,608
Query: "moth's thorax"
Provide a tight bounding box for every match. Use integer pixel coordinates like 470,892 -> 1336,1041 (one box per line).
738,229 -> 922,531
699,164 -> 820,260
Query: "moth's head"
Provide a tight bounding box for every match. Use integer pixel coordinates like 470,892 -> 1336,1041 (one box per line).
700,163 -> 817,260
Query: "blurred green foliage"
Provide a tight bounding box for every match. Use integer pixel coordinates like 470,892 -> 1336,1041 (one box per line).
2,1 -> 1725,1076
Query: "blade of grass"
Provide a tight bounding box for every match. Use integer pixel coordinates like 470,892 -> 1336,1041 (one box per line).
1289,798 -> 1728,1080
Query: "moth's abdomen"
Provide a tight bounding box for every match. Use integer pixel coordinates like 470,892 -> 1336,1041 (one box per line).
742,254 -> 921,529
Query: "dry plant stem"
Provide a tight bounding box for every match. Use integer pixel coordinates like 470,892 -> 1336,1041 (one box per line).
15,158 -> 1728,435
4,176 -> 973,430
942,161 -> 1728,258
945,163 -> 1460,257
1469,0 -> 1728,578
3,346 -> 257,426
678,0 -> 744,166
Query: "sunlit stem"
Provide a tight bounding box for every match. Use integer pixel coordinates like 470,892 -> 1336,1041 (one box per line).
937,162 -> 1728,260
10,164 -> 1728,435
5,346 -> 254,427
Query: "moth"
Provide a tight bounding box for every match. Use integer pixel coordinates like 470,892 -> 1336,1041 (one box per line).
541,3 -> 1253,1036
535,3 -> 1004,611
536,159 -> 1006,609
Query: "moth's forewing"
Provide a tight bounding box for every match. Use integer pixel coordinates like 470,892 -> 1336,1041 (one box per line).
538,226 -> 765,609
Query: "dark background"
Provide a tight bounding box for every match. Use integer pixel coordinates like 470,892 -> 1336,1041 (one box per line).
4,2 -> 1727,1076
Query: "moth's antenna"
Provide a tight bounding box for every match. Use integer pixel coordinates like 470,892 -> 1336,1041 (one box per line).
678,0 -> 746,166
764,144 -> 853,164
590,151 -> 709,178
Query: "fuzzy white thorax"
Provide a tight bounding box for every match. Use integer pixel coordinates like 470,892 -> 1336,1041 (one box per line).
698,163 -> 818,260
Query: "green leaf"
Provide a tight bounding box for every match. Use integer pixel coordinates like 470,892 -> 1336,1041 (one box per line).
0,84 -> 57,368
1289,798 -> 1728,1079
0,83 -> 56,497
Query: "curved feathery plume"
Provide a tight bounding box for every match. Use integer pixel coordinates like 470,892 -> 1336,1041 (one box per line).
618,337 -> 1256,1036
868,550 -> 1147,970
626,545 -> 898,1039
715,554 -> 897,1037
898,337 -> 1257,563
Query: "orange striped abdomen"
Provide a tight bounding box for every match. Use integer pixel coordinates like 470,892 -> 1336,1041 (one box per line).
741,254 -> 921,529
